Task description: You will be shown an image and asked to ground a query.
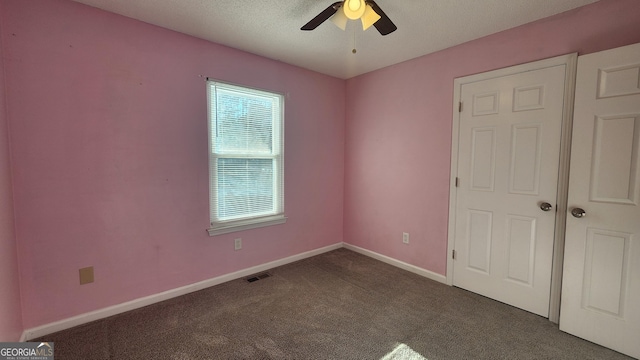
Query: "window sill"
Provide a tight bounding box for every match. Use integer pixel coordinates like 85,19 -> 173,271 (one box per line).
207,215 -> 287,236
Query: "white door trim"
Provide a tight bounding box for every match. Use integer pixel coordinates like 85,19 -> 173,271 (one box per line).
447,53 -> 577,323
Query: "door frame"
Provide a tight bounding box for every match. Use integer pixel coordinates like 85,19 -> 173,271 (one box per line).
446,53 -> 577,323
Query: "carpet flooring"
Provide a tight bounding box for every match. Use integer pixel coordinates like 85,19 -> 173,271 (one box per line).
36,248 -> 633,359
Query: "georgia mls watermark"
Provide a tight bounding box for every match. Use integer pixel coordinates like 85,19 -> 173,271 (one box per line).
0,342 -> 54,360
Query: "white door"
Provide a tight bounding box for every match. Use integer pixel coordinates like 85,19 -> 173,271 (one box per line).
559,42 -> 640,359
452,63 -> 569,317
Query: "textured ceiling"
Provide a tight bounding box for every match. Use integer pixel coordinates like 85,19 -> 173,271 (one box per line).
71,0 -> 599,79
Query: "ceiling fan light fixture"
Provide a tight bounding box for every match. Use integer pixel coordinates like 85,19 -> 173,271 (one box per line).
343,0 -> 366,20
360,4 -> 381,30
301,0 -> 396,36
330,6 -> 349,30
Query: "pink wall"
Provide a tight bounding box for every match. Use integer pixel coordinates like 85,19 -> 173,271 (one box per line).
1,0 -> 344,328
0,3 -> 24,340
3,0 -> 640,332
344,0 -> 640,275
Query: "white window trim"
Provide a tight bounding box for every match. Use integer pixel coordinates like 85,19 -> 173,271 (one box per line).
206,80 -> 286,236
207,214 -> 287,236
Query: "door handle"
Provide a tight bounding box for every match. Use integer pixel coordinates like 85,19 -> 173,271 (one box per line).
571,208 -> 586,218
539,202 -> 553,212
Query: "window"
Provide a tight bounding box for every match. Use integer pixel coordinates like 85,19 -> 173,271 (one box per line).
207,81 -> 285,236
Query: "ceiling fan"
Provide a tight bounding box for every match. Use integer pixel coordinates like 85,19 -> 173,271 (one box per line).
301,0 -> 397,36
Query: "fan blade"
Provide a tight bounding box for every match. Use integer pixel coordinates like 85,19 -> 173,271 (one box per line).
366,0 -> 397,35
301,2 -> 342,31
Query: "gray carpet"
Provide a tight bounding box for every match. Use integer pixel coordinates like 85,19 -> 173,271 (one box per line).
36,248 -> 633,359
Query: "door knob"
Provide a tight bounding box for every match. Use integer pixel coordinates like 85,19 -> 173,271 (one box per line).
571,208 -> 586,218
539,202 -> 553,212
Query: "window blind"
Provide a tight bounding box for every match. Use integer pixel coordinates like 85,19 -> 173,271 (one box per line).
207,81 -> 284,228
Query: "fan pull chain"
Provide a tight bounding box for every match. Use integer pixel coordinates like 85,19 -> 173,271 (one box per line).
352,26 -> 357,54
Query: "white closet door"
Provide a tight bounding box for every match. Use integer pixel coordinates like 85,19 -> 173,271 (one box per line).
560,42 -> 640,359
453,63 -> 567,317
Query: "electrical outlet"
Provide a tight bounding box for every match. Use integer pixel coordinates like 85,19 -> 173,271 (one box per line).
234,238 -> 242,251
402,232 -> 409,244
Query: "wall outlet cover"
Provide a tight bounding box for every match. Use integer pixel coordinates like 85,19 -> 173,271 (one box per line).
79,266 -> 94,285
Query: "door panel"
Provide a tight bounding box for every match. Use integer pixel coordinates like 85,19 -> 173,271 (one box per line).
505,215 -> 535,285
582,229 -> 630,317
470,127 -> 496,191
466,210 -> 492,273
560,42 -> 640,359
453,64 -> 567,317
509,124 -> 542,194
590,115 -> 639,204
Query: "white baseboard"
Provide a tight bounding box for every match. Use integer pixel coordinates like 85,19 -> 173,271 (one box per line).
22,242 -> 446,340
343,243 -> 447,284
21,242 -> 342,341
